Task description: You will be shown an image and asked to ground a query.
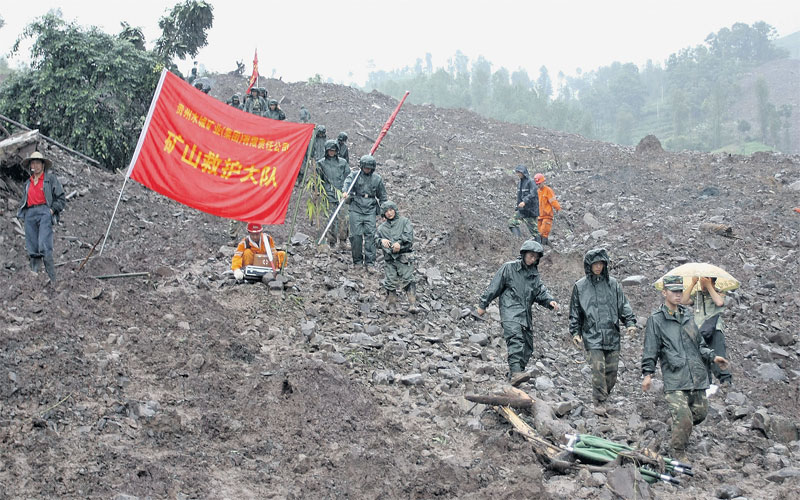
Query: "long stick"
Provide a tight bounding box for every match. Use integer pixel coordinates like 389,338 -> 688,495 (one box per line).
281,128 -> 318,274
0,114 -> 101,167
99,69 -> 168,256
94,272 -> 151,280
317,91 -> 410,245
78,234 -> 103,272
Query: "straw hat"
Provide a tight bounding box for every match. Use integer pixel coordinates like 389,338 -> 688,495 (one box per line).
22,151 -> 52,169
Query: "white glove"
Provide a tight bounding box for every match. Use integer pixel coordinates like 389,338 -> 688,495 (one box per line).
234,269 -> 244,280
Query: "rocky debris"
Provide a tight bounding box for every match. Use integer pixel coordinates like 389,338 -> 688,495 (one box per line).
635,134 -> 663,155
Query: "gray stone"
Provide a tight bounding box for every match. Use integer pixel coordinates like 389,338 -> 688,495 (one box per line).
438,368 -> 462,380
425,267 -> 442,281
765,467 -> 800,483
767,330 -> 795,346
554,401 -> 577,417
326,352 -> 347,365
768,417 -> 799,444
757,362 -> 786,381
715,484 -> 743,499
787,179 -> 800,191
466,417 -> 483,431
300,320 -> 316,338
350,332 -> 382,348
290,232 -> 310,245
620,275 -> 648,286
365,325 -> 381,335
189,354 -> 205,371
399,373 -> 424,386
583,212 -> 602,229
591,229 -> 609,239
177,321 -> 190,330
468,333 -> 489,346
534,376 -> 554,392
724,391 -> 747,406
588,472 -> 607,487
372,369 -> 395,385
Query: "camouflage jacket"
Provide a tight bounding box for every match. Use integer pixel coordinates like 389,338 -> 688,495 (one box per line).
479,257 -> 554,329
641,304 -> 716,391
316,156 -> 349,202
375,204 -> 413,261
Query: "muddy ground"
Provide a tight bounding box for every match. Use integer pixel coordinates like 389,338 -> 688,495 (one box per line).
1,74 -> 799,499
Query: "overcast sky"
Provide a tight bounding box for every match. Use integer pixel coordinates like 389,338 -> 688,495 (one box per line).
2,0 -> 798,86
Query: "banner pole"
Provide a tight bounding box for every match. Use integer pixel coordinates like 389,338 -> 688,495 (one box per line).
99,68 -> 168,256
317,90 -> 409,245
280,127 -> 317,274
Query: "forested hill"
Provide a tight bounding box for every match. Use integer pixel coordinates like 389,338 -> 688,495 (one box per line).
366,22 -> 799,155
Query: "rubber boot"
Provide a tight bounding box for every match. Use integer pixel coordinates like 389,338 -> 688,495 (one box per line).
541,236 -> 549,246
510,226 -> 523,237
43,254 -> 56,282
406,283 -> 419,313
387,290 -> 397,311
30,256 -> 42,273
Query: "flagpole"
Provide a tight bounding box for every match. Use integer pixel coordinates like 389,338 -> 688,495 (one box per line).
99,68 -> 168,256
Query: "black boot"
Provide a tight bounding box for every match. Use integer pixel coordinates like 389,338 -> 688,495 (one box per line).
541,237 -> 549,245
30,256 -> 42,273
43,255 -> 56,282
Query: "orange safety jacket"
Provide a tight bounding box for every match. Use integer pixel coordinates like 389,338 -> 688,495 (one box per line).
537,185 -> 561,219
231,233 -> 280,270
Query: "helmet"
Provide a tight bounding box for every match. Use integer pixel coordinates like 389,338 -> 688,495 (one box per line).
247,223 -> 263,232
316,125 -> 327,136
268,99 -> 278,107
324,139 -> 339,153
338,132 -> 348,141
194,81 -> 204,90
231,94 -> 240,103
359,155 -> 376,169
533,173 -> 545,184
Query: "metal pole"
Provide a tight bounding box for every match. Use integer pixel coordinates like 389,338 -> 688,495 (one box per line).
317,91 -> 410,245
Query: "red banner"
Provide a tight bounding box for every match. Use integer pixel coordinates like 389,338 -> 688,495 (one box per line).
128,70 -> 314,224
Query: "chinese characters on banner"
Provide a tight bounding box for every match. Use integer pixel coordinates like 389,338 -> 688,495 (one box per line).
128,69 -> 314,224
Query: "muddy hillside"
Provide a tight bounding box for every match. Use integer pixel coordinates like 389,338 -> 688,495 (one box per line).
1,73 -> 799,499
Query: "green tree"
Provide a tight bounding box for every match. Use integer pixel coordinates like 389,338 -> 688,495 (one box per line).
755,77 -> 770,142
471,56 -> 491,108
154,0 -> 214,64
537,65 -> 552,100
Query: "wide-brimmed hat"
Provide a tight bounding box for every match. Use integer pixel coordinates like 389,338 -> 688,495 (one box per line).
22,151 -> 52,170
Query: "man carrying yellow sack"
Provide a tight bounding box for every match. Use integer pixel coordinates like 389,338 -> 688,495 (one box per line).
231,223 -> 286,281
533,173 -> 561,246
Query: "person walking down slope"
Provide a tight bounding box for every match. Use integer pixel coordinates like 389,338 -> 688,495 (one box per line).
508,165 -> 539,239
342,155 -> 388,270
569,248 -> 637,416
375,201 -> 417,312
299,105 -> 311,123
533,173 -> 561,245
17,151 -> 66,282
317,140 -> 350,248
641,275 -> 731,460
476,240 -> 559,386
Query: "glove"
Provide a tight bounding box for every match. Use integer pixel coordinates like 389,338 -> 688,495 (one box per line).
572,335 -> 583,347
234,269 -> 244,280
626,325 -> 637,336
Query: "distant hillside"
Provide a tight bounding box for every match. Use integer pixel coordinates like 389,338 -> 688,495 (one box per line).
775,30 -> 800,59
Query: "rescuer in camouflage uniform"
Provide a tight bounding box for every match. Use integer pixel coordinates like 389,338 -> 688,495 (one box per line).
343,155 -> 387,269
337,132 -> 350,164
375,201 -> 416,312
264,99 -> 286,120
508,165 -> 539,239
299,105 -> 311,123
244,88 -> 267,116
317,140 -> 350,247
641,275 -> 731,459
569,248 -> 637,416
476,240 -> 560,386
227,93 -> 242,109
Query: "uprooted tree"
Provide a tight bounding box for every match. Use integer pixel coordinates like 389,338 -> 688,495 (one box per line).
0,1 -> 214,170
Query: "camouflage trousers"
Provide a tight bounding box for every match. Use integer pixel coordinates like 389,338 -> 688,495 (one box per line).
382,253 -> 414,292
508,212 -> 539,238
586,349 -> 619,403
501,322 -> 533,373
664,390 -> 708,453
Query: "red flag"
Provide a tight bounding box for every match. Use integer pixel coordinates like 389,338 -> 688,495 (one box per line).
246,49 -> 259,94
128,69 -> 314,224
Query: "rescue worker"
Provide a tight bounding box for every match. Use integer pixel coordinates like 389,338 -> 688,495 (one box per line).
231,223 -> 286,281
569,248 -> 637,416
342,155 -> 388,270
533,173 -> 561,245
227,93 -> 242,109
244,88 -> 267,116
312,125 -> 327,161
508,165 -> 539,239
641,275 -> 731,460
375,201 -> 416,312
16,151 -> 65,282
299,105 -> 311,123
317,140 -> 350,248
337,132 -> 350,165
264,99 -> 286,120
681,277 -> 732,387
476,240 -> 559,386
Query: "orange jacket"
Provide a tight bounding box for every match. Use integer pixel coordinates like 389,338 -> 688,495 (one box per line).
231,233 -> 278,270
537,185 -> 561,218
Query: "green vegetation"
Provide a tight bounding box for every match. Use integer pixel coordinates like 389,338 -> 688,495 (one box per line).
0,1 -> 213,169
366,22 -> 793,153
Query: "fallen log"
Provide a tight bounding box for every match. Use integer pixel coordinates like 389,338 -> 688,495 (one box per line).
465,393 -> 533,409
94,272 -> 151,280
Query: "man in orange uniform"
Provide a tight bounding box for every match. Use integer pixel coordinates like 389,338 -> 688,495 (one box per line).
231,223 -> 286,281
533,173 -> 561,245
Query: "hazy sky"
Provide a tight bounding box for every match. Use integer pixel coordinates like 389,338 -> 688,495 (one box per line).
2,0 -> 798,86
